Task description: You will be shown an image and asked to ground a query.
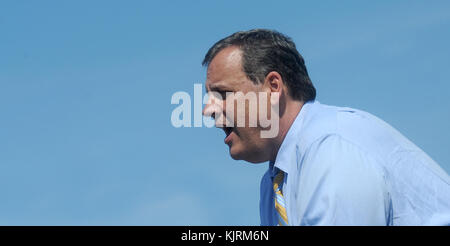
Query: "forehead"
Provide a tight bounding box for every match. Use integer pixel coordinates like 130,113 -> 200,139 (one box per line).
206,46 -> 245,90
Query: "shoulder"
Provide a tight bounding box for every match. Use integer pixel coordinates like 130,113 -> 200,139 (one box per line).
298,102 -> 397,162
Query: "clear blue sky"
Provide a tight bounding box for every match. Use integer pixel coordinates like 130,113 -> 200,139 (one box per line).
0,0 -> 449,225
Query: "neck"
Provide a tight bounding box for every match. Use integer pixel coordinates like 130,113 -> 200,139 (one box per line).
270,100 -> 304,162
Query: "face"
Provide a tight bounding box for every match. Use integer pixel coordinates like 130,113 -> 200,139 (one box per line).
203,46 -> 275,163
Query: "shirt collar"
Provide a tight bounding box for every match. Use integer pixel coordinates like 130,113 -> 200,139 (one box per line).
270,100 -> 317,177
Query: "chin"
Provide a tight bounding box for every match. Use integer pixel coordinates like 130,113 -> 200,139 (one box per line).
229,145 -> 243,160
229,145 -> 267,164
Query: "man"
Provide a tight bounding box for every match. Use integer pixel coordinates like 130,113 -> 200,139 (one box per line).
201,29 -> 450,225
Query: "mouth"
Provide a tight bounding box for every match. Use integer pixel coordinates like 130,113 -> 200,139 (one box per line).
223,127 -> 234,144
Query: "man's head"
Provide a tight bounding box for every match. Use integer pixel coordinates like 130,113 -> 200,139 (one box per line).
202,29 -> 316,163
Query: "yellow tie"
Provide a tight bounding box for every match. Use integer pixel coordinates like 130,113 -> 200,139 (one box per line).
273,170 -> 288,226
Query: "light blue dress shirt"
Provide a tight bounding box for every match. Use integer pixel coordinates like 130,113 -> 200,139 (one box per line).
260,100 -> 450,225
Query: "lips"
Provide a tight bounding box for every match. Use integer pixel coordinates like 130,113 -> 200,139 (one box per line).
223,127 -> 234,144
224,127 -> 232,136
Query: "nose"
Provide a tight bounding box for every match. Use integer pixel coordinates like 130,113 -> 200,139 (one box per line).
203,91 -> 223,118
202,102 -> 215,120
203,92 -> 226,127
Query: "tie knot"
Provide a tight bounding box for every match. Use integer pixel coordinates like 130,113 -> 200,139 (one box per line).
273,170 -> 285,193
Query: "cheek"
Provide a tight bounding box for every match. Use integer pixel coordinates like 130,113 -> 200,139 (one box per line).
235,126 -> 261,143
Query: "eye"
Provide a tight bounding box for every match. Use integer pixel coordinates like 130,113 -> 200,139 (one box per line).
220,91 -> 227,99
218,90 -> 233,100
214,90 -> 226,100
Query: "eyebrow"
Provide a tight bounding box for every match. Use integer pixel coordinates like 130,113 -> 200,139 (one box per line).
208,83 -> 230,91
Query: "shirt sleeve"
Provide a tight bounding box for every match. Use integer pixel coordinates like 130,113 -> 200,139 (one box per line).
296,134 -> 392,226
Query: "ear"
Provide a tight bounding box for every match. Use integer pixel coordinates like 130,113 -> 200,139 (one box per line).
263,71 -> 283,105
264,71 -> 282,93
